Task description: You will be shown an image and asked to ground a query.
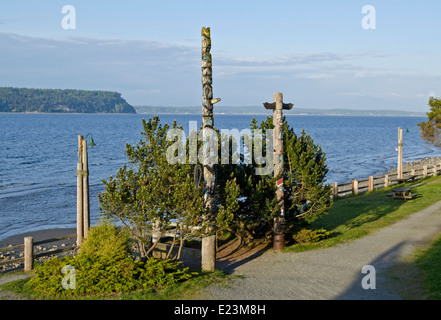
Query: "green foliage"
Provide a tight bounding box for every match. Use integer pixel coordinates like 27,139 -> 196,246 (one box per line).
418,96 -> 441,146
284,127 -> 332,223
26,223 -> 195,297
79,221 -> 132,260
216,116 -> 332,241
0,87 -> 136,113
99,116 -> 205,258
99,114 -> 331,248
292,228 -> 333,245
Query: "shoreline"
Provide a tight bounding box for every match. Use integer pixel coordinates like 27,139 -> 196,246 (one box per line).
0,228 -> 76,247
0,227 -> 77,273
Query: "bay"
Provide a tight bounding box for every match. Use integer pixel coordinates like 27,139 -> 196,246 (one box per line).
0,113 -> 439,241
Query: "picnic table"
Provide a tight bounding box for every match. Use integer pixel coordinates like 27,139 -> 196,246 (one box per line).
391,175 -> 417,184
391,187 -> 418,200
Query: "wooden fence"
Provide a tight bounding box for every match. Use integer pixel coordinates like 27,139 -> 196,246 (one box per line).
332,163 -> 441,198
0,233 -> 77,272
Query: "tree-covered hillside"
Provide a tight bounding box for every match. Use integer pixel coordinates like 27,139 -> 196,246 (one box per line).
0,87 -> 136,113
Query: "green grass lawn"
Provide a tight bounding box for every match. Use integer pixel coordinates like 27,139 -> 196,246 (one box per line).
414,234 -> 441,299
285,175 -> 441,253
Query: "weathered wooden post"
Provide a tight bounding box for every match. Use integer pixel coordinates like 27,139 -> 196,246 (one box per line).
24,236 -> 33,272
263,92 -> 293,251
76,135 -> 91,245
201,27 -> 221,272
77,135 -> 84,246
82,139 -> 90,239
423,165 -> 428,178
332,182 -> 338,198
397,127 -> 403,179
384,174 -> 389,188
352,179 -> 359,195
368,176 -> 374,192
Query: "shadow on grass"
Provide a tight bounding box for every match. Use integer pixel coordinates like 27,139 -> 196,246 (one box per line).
315,179 -> 434,233
284,177 -> 441,252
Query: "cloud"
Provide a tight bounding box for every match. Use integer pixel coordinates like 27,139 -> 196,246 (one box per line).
217,52 -> 393,67
0,32 -> 201,104
0,32 -> 437,111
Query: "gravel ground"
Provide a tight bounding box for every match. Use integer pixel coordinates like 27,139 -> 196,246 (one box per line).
198,200 -> 441,300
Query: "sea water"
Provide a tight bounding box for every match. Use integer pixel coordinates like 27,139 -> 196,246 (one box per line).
0,113 -> 439,240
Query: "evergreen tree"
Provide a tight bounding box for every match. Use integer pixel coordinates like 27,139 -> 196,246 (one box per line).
216,116 -> 332,242
98,116 -> 204,259
418,96 -> 441,146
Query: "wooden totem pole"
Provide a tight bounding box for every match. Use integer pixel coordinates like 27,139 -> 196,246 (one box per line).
264,92 -> 293,251
201,27 -> 221,271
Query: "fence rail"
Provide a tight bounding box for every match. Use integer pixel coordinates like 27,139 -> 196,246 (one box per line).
0,233 -> 77,271
332,163 -> 441,198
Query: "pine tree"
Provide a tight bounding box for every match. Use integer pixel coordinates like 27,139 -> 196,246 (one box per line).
418,97 -> 441,146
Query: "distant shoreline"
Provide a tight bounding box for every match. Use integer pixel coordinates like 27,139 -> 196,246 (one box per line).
0,110 -> 427,117
133,106 -> 427,117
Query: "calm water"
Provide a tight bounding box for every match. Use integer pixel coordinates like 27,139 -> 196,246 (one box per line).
1,113 -> 440,240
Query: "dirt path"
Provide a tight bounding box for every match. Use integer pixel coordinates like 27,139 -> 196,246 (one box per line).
198,200 -> 441,300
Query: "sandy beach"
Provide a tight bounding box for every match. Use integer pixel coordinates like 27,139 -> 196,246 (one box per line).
0,228 -> 76,247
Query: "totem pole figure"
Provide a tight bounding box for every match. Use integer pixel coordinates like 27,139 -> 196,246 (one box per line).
263,92 -> 293,251
201,27 -> 221,271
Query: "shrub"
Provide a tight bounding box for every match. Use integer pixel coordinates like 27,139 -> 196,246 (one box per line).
292,228 -> 332,245
79,220 -> 132,259
26,223 -> 196,297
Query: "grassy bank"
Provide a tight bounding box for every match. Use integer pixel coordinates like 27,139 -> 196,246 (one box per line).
414,234 -> 441,299
0,269 -> 231,300
286,175 -> 441,252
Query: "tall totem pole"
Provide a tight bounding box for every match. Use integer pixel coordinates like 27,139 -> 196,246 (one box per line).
201,27 -> 220,271
264,92 -> 293,251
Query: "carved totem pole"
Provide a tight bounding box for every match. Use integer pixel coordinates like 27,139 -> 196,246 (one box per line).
201,27 -> 221,271
263,92 -> 293,250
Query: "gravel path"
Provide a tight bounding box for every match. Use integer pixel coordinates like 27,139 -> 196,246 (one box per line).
199,200 -> 441,300
0,273 -> 32,300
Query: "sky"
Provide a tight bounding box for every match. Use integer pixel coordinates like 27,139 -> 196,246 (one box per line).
0,0 -> 440,112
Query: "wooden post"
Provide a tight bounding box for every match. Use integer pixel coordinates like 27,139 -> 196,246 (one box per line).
384,174 -> 389,188
368,176 -> 374,192
434,165 -> 438,177
201,27 -> 221,272
397,127 -> 403,179
423,165 -> 428,178
77,135 -> 84,246
352,179 -> 359,195
332,182 -> 338,198
24,237 -> 33,272
263,92 -> 293,251
82,140 -> 90,239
